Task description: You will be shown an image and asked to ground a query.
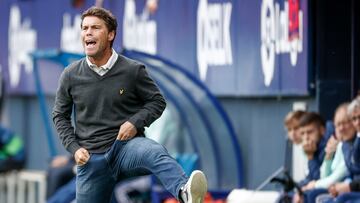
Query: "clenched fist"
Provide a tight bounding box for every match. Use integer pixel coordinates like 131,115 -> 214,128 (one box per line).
74,147 -> 90,166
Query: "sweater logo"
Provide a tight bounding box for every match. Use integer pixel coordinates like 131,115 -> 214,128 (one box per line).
119,89 -> 125,95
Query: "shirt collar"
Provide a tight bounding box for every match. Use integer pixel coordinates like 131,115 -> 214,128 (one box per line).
86,49 -> 118,70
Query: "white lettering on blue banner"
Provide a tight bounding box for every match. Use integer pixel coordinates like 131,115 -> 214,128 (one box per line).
197,0 -> 233,81
123,0 -> 157,54
260,0 -> 303,86
61,13 -> 83,54
8,5 -> 37,87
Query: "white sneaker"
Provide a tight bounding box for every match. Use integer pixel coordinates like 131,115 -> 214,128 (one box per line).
180,170 -> 208,203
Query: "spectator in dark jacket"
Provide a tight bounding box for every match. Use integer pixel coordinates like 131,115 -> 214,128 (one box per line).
293,112 -> 331,203
0,125 -> 25,172
321,97 -> 360,203
299,112 -> 330,186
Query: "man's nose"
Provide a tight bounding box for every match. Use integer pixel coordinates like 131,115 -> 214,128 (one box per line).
85,28 -> 93,35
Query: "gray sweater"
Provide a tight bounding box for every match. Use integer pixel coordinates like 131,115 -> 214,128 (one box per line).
52,54 -> 166,155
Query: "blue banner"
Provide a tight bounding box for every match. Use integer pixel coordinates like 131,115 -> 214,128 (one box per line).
0,0 -> 308,96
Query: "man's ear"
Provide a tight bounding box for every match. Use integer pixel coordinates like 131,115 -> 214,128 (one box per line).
108,31 -> 115,42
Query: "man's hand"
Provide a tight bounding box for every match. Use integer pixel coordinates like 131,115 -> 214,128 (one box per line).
334,182 -> 351,195
293,192 -> 303,203
328,184 -> 338,197
328,183 -> 351,197
50,155 -> 70,168
117,121 -> 137,140
325,136 -> 338,160
302,180 -> 316,191
74,148 -> 90,166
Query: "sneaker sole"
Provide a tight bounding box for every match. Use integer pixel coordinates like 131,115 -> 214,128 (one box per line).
189,170 -> 208,203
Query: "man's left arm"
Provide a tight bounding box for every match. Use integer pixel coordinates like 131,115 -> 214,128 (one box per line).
120,65 -> 166,139
129,65 -> 166,128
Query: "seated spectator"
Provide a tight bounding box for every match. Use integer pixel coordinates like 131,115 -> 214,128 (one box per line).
298,103 -> 350,203
293,112 -> 331,203
299,112 -> 330,186
47,176 -> 76,203
284,110 -> 308,182
114,176 -> 151,203
0,125 -> 25,172
46,155 -> 75,199
318,97 -> 360,202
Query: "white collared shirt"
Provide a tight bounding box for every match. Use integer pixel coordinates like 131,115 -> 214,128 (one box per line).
86,49 -> 118,76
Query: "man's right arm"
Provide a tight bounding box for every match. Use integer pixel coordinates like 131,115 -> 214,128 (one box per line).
52,70 -> 81,155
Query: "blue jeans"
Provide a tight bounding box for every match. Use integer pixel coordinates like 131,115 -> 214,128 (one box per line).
47,177 -> 76,203
76,137 -> 188,203
46,157 -> 75,198
303,188 -> 328,203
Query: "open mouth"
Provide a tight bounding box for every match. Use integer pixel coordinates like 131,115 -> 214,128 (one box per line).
85,39 -> 97,47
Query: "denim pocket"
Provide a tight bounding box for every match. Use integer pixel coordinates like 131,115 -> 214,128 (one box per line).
105,140 -> 128,168
77,162 -> 89,175
77,162 -> 88,169
109,139 -> 127,155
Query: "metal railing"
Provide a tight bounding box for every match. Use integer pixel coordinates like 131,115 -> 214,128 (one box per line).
0,170 -> 46,203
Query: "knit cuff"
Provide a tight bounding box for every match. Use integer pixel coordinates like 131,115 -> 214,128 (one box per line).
67,142 -> 82,155
128,115 -> 143,130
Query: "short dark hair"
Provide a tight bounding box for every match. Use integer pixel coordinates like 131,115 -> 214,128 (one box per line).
298,112 -> 325,128
81,6 -> 117,47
